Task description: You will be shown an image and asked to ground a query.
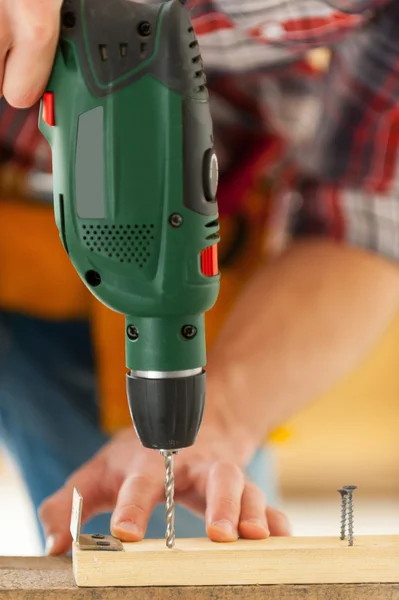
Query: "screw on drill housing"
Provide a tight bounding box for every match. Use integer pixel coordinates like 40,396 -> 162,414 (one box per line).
85,270 -> 101,287
181,325 -> 197,339
169,213 -> 183,228
343,485 -> 357,547
91,534 -> 105,540
127,325 -> 139,341
138,21 -> 152,36
337,488 -> 348,540
63,12 -> 76,28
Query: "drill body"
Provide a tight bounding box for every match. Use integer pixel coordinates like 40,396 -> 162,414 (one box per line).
39,0 -> 220,452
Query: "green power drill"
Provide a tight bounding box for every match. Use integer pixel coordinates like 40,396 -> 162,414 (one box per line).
39,0 -> 220,547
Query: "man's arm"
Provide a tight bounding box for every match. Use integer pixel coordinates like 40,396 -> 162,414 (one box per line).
205,239 -> 399,461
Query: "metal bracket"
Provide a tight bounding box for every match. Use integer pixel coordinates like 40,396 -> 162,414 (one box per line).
70,487 -> 123,551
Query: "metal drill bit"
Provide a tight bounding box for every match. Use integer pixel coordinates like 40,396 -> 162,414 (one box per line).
344,485 -> 357,547
337,488 -> 348,540
160,450 -> 176,549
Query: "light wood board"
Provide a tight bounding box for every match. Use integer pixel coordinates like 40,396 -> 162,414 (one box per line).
1,556 -> 399,600
72,535 -> 399,587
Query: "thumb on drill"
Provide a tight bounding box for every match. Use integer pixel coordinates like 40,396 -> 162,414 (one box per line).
39,455 -> 116,555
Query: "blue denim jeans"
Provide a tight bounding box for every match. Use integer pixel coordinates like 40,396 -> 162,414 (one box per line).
0,312 -> 278,549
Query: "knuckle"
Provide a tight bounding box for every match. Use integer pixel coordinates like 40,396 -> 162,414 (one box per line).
26,22 -> 57,47
124,473 -> 154,493
218,495 -> 240,514
116,501 -> 146,519
17,1 -> 59,46
212,460 -> 242,479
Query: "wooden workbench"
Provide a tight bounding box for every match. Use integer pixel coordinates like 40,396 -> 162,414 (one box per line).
1,556 -> 399,600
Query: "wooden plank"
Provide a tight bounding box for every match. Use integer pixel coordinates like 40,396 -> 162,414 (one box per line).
72,535 -> 399,588
1,556 -> 399,600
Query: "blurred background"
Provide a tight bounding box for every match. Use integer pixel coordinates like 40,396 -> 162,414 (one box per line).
0,308 -> 398,554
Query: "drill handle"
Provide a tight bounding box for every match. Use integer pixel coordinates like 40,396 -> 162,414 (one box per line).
59,0 -> 208,101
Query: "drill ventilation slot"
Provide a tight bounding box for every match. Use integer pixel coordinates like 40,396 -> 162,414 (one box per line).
81,223 -> 155,268
186,26 -> 207,96
204,219 -> 220,242
99,44 -> 108,61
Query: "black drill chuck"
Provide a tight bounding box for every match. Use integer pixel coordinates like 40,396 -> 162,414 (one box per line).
126,370 -> 206,450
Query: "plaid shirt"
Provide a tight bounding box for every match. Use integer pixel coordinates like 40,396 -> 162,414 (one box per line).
1,0 -> 399,259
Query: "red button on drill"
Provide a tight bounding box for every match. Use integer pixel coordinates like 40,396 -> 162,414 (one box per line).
201,244 -> 218,277
43,92 -> 55,126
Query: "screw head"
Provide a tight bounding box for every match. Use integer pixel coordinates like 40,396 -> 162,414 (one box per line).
343,485 -> 358,492
337,488 -> 348,496
85,270 -> 101,287
138,21 -> 152,36
169,213 -> 183,228
91,534 -> 105,539
96,541 -> 111,547
63,12 -> 76,28
181,324 -> 197,340
127,325 -> 139,341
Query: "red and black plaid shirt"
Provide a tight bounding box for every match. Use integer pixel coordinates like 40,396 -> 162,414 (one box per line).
1,0 -> 399,259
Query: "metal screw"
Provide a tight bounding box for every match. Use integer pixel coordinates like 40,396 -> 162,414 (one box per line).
91,534 -> 105,540
96,541 -> 111,547
85,270 -> 101,287
343,485 -> 357,546
138,21 -> 152,36
337,489 -> 348,540
63,12 -> 76,28
169,213 -> 183,228
181,324 -> 197,339
127,325 -> 139,341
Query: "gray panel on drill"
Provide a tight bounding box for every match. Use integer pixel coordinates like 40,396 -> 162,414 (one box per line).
61,0 -> 208,101
75,107 -> 105,219
183,99 -> 218,217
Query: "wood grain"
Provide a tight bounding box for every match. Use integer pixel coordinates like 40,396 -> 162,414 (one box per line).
1,556 -> 399,600
73,535 -> 399,587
